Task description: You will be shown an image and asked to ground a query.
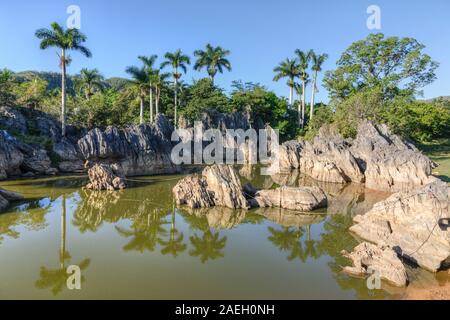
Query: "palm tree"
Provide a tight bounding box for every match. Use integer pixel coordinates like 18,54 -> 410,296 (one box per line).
150,69 -> 170,116
161,50 -> 191,127
273,58 -> 299,107
309,52 -> 328,120
125,65 -> 149,125
79,68 -> 104,99
193,44 -> 231,85
294,49 -> 312,128
138,55 -> 158,123
35,22 -> 91,136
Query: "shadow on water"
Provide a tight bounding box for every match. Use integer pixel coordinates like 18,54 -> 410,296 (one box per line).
0,165 -> 445,299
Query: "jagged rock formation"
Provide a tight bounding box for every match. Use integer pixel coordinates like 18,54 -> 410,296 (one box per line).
350,179 -> 450,272
0,188 -> 23,212
278,122 -> 436,192
342,242 -> 408,287
85,163 -> 126,191
174,164 -> 328,212
78,114 -> 179,176
173,164 -> 248,209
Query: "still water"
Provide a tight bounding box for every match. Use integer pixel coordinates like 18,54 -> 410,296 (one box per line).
0,166 -> 446,299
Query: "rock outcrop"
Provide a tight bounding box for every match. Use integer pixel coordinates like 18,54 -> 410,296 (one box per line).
85,163 -> 127,191
350,180 -> 450,272
249,186 -> 328,211
342,242 -> 408,287
78,114 -> 179,176
0,188 -> 23,212
173,164 -> 248,209
277,122 -> 437,192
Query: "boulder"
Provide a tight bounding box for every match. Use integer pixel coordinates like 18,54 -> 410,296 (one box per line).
0,188 -> 23,212
78,114 -> 179,176
173,165 -> 249,210
350,180 -> 450,272
85,163 -> 127,191
342,242 -> 408,287
250,186 -> 327,211
0,106 -> 27,134
0,130 -> 23,179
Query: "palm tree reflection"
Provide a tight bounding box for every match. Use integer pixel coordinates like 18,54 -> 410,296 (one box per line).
160,205 -> 187,257
189,230 -> 227,264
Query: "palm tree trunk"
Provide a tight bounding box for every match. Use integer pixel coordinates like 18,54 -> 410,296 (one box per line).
139,94 -> 144,125
310,71 -> 317,120
61,49 -> 67,137
174,78 -> 178,127
301,81 -> 306,129
156,87 -> 160,114
149,86 -> 154,123
289,86 -> 293,107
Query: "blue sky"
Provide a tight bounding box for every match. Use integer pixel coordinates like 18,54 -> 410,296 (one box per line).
0,0 -> 449,103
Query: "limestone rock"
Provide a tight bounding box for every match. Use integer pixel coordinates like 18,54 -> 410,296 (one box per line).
78,114 -> 179,176
0,106 -> 27,134
173,175 -> 214,209
0,188 -> 23,212
85,163 -> 127,191
350,121 -> 436,192
251,186 -> 327,211
350,180 -> 450,271
342,242 -> 408,287
0,130 -> 23,179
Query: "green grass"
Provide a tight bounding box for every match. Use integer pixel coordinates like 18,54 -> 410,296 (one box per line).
417,138 -> 450,183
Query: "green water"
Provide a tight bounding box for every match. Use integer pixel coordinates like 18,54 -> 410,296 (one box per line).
0,167 -> 444,299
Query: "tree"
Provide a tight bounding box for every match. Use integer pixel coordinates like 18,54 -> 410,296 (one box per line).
324,33 -> 439,100
0,69 -> 17,106
35,22 -> 92,136
16,77 -> 48,110
150,69 -> 170,115
161,49 -> 191,127
78,68 -> 104,100
125,65 -> 149,124
273,58 -> 299,107
138,55 -> 158,123
295,49 -> 312,127
309,51 -> 328,119
194,44 -> 232,85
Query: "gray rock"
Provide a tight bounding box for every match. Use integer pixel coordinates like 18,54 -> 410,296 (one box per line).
0,188 -> 23,212
350,179 -> 450,272
85,163 -> 126,191
342,242 -> 408,287
0,106 -> 27,134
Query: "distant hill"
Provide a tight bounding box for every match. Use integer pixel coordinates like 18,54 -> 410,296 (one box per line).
13,71 -> 131,93
423,96 -> 450,103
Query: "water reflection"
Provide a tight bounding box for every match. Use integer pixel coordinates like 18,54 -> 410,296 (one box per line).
0,171 -> 444,299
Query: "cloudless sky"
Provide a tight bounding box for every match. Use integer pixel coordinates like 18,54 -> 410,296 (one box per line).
0,0 -> 449,103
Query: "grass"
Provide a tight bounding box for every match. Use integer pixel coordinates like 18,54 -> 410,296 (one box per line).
417,138 -> 450,183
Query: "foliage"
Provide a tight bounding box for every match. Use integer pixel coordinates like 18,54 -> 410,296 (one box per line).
324,33 -> 439,100
194,44 -> 231,83
0,69 -> 17,106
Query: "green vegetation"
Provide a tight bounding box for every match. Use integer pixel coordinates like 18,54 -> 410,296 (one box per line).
417,139 -> 450,182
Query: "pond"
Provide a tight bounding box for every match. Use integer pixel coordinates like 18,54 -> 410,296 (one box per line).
0,166 -> 447,299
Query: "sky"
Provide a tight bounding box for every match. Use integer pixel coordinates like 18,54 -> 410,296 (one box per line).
0,0 -> 449,103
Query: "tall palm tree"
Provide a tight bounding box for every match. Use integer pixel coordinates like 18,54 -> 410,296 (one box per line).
125,65 -> 149,125
79,68 -> 104,99
295,49 -> 312,128
309,52 -> 328,120
273,58 -> 299,107
193,44 -> 231,85
150,69 -> 170,115
35,22 -> 91,136
161,50 -> 191,127
138,55 -> 158,123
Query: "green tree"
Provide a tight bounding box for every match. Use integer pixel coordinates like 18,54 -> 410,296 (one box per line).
0,69 -> 17,106
273,58 -> 299,107
161,49 -> 191,127
295,49 -> 312,127
138,55 -> 158,122
194,44 -> 232,85
125,65 -> 149,124
150,69 -> 170,116
35,22 -> 92,136
78,68 -> 104,100
324,33 -> 439,100
309,51 -> 328,119
16,77 -> 48,109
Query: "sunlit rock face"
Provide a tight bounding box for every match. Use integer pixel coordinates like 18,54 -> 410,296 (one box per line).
278,121 -> 437,192
78,114 -> 180,176
350,179 -> 450,272
342,242 -> 408,287
85,163 -> 126,191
